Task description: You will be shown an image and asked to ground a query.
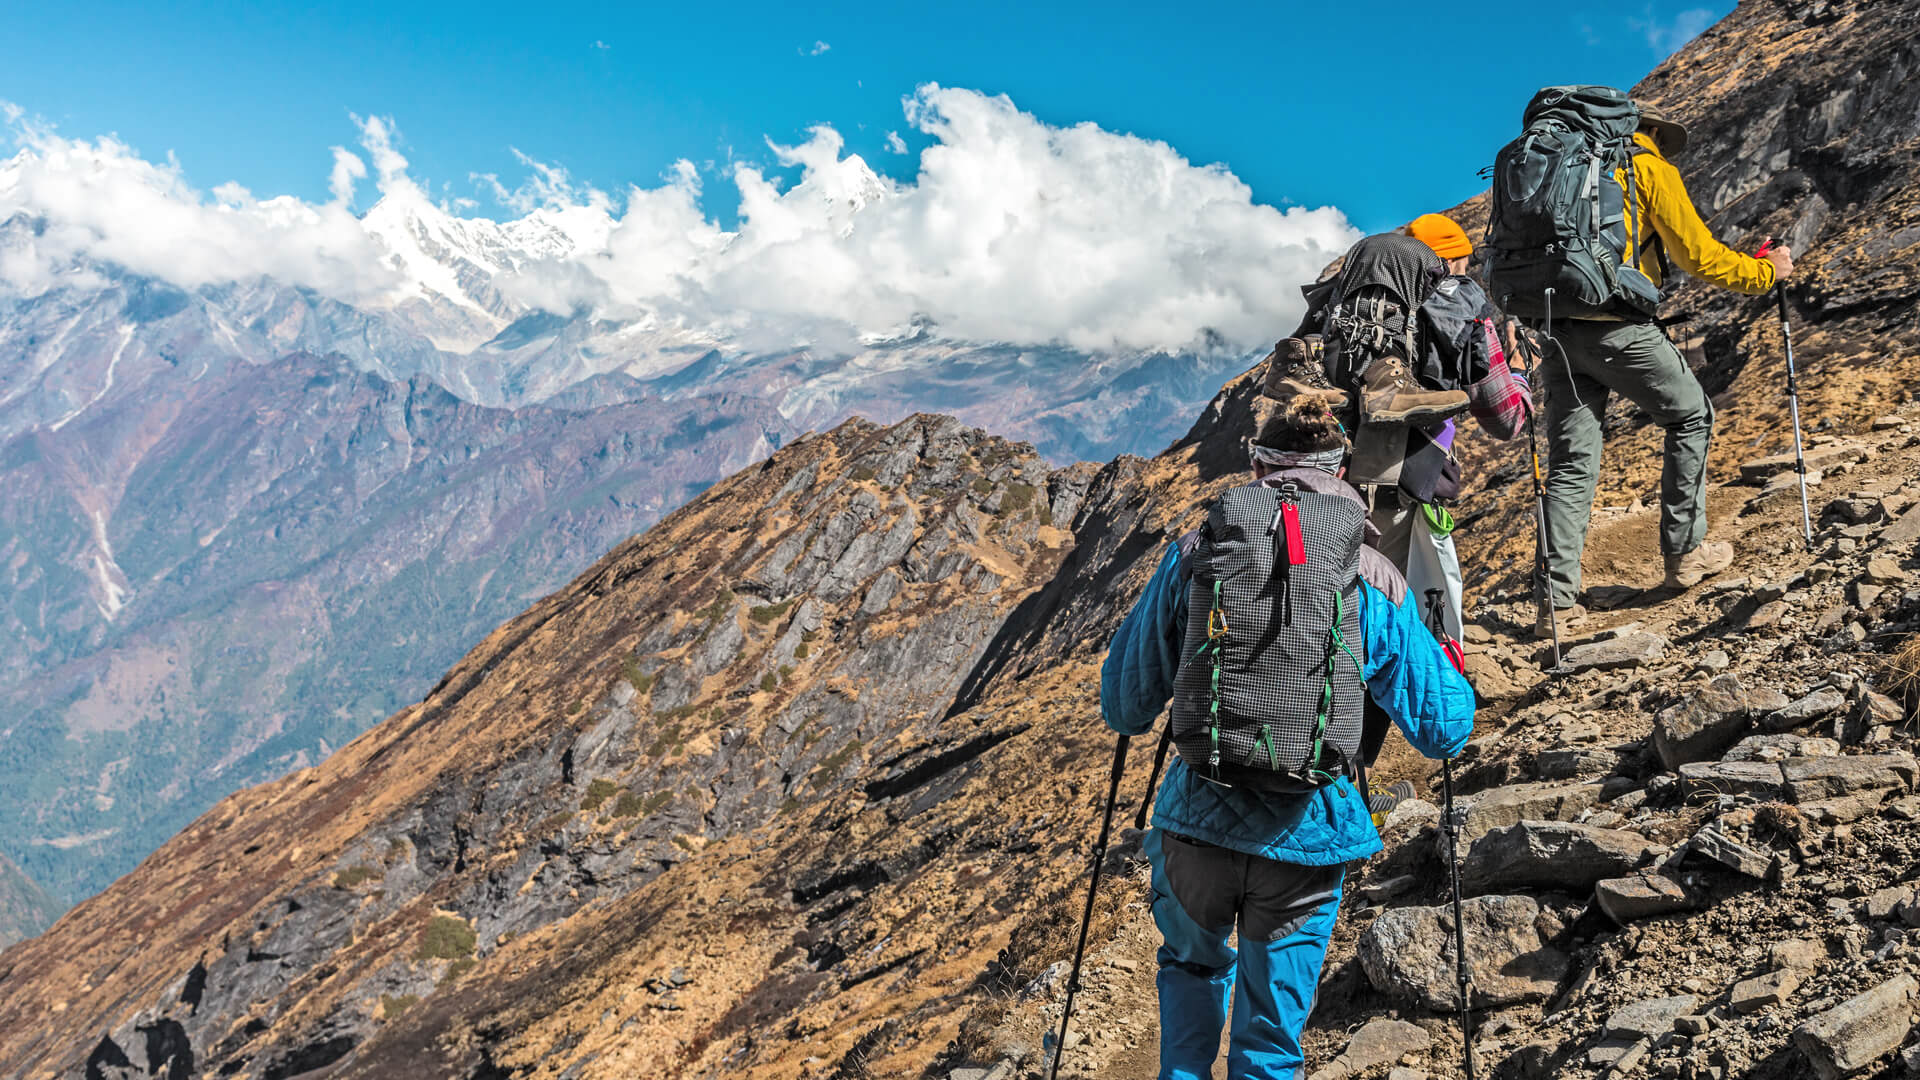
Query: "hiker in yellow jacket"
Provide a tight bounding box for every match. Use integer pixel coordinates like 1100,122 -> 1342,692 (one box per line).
1535,103 -> 1795,639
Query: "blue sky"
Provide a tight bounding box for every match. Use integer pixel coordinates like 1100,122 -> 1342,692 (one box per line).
8,0 -> 1729,234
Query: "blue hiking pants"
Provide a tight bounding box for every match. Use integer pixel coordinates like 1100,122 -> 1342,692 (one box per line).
1146,829 -> 1345,1080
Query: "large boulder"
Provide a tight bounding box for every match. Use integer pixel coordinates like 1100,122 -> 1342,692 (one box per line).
1437,782 -> 1605,861
1358,894 -> 1571,1010
1793,974 -> 1916,1079
1783,754 -> 1917,803
1653,674 -> 1790,770
1461,821 -> 1654,895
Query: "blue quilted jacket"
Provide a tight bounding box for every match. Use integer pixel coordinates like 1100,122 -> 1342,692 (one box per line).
1100,531 -> 1475,866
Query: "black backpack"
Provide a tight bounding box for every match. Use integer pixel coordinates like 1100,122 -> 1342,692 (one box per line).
1171,482 -> 1366,792
1310,233 -> 1446,398
1483,85 -> 1664,320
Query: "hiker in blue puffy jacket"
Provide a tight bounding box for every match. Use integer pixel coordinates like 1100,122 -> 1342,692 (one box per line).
1100,400 -> 1475,1080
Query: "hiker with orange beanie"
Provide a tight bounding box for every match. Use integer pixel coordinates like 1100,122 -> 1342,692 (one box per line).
1367,212 -> 1533,640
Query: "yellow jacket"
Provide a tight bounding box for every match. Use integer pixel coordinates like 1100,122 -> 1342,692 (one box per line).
1619,132 -> 1776,294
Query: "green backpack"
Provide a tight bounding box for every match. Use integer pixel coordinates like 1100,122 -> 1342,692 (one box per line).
1483,85 -> 1664,321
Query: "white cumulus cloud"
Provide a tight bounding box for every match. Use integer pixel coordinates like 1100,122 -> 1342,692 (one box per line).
0,86 -> 1358,356
807,40 -> 831,56
0,106 -> 398,302
884,130 -> 908,155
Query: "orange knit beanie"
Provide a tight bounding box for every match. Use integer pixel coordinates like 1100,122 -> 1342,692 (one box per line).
1408,213 -> 1472,260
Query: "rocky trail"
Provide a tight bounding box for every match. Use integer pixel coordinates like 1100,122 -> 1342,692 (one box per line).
964,406 -> 1920,1080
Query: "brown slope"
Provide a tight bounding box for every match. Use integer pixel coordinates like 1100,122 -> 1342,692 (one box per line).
0,410 -> 1132,1078
6,3 -> 1920,1078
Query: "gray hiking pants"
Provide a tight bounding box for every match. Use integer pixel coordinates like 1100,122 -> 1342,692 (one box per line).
1539,320 -> 1714,607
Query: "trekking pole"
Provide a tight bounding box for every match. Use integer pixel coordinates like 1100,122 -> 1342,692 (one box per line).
1757,238 -> 1814,549
1133,727 -> 1171,831
1441,758 -> 1478,1080
1422,587 -> 1478,1080
1509,324 -> 1567,673
1048,734 -> 1130,1080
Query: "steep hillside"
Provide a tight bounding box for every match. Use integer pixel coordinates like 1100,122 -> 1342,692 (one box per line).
1,346 -> 788,903
3,2 -> 1917,1079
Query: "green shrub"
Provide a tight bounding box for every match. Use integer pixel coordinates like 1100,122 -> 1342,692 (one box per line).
332,865 -> 382,890
801,629 -> 819,642
537,811 -> 572,834
642,791 -> 672,816
417,915 -> 476,960
567,700 -> 584,716
442,957 -> 476,983
794,642 -> 810,660
749,599 -> 794,624
646,722 -> 684,759
1001,483 -> 1037,513
972,477 -> 994,494
759,672 -> 778,693
380,993 -> 418,1020
779,664 -> 794,681
778,795 -> 802,815
673,836 -> 698,852
581,778 -> 618,811
851,466 -> 877,482
697,589 -> 736,622
621,657 -> 654,693
611,790 -> 646,818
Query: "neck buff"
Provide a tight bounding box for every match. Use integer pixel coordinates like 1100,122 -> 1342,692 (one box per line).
1249,443 -> 1346,474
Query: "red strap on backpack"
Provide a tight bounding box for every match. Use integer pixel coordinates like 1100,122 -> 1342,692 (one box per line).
1281,502 -> 1306,566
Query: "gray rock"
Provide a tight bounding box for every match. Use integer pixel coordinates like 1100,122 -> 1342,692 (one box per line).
1309,1018 -> 1432,1080
1456,782 -> 1605,846
1769,689 -> 1848,727
1792,974 -> 1916,1079
1358,894 -> 1571,1010
1461,821 -> 1653,895
1730,968 -> 1802,1013
1861,884 -> 1916,920
1770,938 -> 1827,971
1594,873 -> 1695,923
1683,824 -> 1784,879
1563,632 -> 1669,672
1783,753 -> 1917,803
1536,748 -> 1619,780
1605,993 -> 1698,1039
1740,443 -> 1864,481
1863,556 -> 1906,585
1653,674 -> 1790,770
1678,760 -> 1786,798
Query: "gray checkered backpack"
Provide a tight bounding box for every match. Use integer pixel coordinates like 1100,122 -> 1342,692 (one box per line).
1171,482 -> 1366,792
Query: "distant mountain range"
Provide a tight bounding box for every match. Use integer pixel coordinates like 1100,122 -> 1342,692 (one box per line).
0,164 -> 1257,910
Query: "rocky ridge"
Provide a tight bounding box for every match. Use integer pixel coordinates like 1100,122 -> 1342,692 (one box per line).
3,0 -> 1920,1077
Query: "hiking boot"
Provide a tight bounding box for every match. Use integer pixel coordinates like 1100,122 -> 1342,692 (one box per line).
1664,541 -> 1735,590
1261,336 -> 1346,405
1360,356 -> 1470,425
1366,780 -> 1417,828
1534,601 -> 1586,640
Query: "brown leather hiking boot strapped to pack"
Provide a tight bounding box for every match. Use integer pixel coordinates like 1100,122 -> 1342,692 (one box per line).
1360,356 -> 1471,426
1261,336 -> 1347,406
